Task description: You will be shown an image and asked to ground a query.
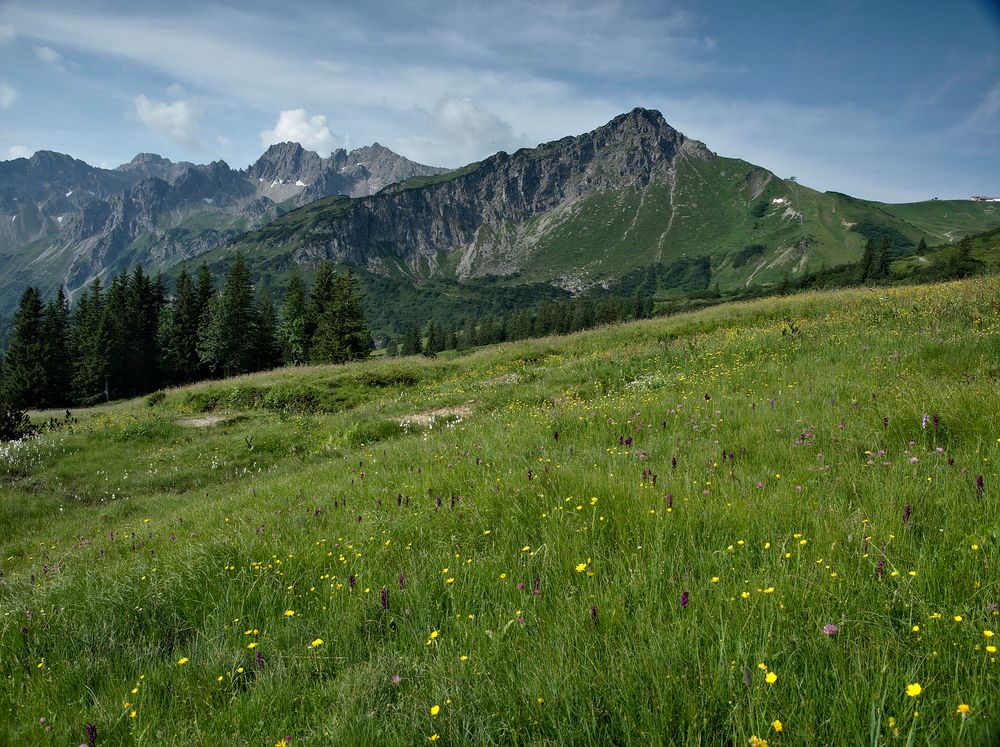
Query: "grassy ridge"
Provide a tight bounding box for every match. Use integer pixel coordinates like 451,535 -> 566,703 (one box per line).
3,278 -> 1000,744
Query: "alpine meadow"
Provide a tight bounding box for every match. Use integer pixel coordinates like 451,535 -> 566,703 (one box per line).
1,1 -> 999,746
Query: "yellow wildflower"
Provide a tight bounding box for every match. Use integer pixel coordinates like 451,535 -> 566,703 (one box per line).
906,683 -> 922,697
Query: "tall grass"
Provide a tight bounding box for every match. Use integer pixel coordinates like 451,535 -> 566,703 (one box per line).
2,278 -> 999,745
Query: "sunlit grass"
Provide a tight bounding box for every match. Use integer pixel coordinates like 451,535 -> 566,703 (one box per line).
2,277 -> 999,745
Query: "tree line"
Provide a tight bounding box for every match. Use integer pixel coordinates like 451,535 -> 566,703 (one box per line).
0,257 -> 368,410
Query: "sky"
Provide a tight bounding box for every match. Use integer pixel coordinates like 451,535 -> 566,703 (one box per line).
0,0 -> 997,202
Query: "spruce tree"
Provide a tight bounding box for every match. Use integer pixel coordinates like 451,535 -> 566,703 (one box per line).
254,292 -> 282,371
102,273 -> 130,399
72,278 -> 108,405
857,239 -> 876,283
279,272 -> 309,365
40,288 -> 73,407
161,266 -> 202,385
874,237 -> 892,281
1,287 -> 46,409
199,255 -> 258,377
401,323 -> 422,356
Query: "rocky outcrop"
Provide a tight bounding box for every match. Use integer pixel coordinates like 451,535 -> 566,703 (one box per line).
243,108 -> 713,279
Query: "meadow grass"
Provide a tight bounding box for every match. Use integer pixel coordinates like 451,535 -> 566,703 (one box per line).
2,278 -> 999,745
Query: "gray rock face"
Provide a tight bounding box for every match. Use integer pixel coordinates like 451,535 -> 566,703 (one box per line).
248,108 -> 712,279
0,141 -> 447,308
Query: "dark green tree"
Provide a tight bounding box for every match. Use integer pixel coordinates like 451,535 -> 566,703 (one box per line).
873,237 -> 892,281
160,266 -> 202,385
279,272 -> 309,365
199,255 -> 258,377
254,292 -> 283,371
72,278 -> 108,404
1,287 -> 46,409
857,238 -> 876,283
40,287 -> 73,407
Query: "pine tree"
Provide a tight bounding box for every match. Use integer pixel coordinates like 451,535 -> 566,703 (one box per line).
125,266 -> 162,395
385,338 -> 398,357
194,263 -> 215,380
40,288 -> 73,407
874,237 -> 891,281
1,287 -> 46,409
401,323 -> 422,356
279,272 -> 309,365
330,270 -> 369,361
199,255 -> 258,377
72,278 -> 108,404
857,239 -> 876,283
253,292 -> 282,371
102,273 -> 130,399
161,266 -> 202,385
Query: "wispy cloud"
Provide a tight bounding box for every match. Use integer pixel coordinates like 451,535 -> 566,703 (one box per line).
33,44 -> 61,65
133,94 -> 202,148
0,81 -> 17,110
7,145 -> 32,159
961,81 -> 1000,134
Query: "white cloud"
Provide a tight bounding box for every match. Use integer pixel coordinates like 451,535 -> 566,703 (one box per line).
0,24 -> 14,46
7,145 -> 33,159
260,109 -> 338,155
133,94 -> 201,147
33,45 -> 62,65
0,82 -> 17,110
962,81 -> 1000,133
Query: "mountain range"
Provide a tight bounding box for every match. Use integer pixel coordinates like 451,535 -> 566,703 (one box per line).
0,143 -> 446,311
1,108 -> 998,323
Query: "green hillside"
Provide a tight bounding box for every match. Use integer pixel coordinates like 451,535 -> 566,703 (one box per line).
3,277 -> 999,744
877,199 -> 1000,244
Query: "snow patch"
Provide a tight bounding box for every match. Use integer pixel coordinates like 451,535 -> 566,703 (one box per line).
65,189 -> 74,197
203,197 -> 214,205
771,197 -> 786,205
295,179 -> 307,187
10,215 -> 15,222
56,215 -> 63,223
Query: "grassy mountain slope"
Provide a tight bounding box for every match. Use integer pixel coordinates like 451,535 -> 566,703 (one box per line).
3,277 -> 1000,744
877,199 -> 1000,244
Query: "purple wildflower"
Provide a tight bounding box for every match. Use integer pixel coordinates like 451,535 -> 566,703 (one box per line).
348,574 -> 356,589
876,560 -> 885,579
532,577 -> 541,596
398,572 -> 405,589
666,493 -> 673,509
391,675 -> 401,685
553,431 -> 559,441
255,649 -> 264,670
976,474 -> 985,499
902,503 -> 912,524
591,604 -> 598,624
680,591 -> 689,609
933,414 -> 940,431
822,623 -> 840,637
85,723 -> 97,746
381,585 -> 389,611
922,412 -> 929,429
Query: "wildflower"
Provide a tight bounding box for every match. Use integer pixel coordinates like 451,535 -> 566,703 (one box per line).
987,645 -> 997,654
459,655 -> 468,662
85,722 -> 97,746
680,591 -> 689,608
591,604 -> 598,624
906,683 -> 922,697
428,736 -> 439,742
954,615 -> 963,622
765,672 -> 778,684
876,560 -> 885,579
532,577 -> 541,596
985,630 -> 995,638
575,563 -> 587,572
283,610 -> 295,617
177,657 -> 189,665
956,703 -> 972,716
922,412 -> 929,429
711,576 -> 720,584
771,719 -> 783,733
748,737 -> 769,747
430,705 -> 440,716
822,624 -> 839,637
977,474 -> 985,498
381,586 -> 389,610
902,504 -> 912,524
310,639 -> 323,648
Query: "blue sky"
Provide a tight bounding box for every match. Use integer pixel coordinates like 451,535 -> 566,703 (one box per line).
0,0 -> 997,201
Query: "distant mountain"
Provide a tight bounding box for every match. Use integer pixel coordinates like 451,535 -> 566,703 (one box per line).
0,144 -> 447,311
214,108 -> 999,297
2,108 -> 998,325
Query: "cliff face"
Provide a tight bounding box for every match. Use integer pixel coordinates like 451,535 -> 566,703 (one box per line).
0,142 -> 447,309
241,108 -> 713,279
